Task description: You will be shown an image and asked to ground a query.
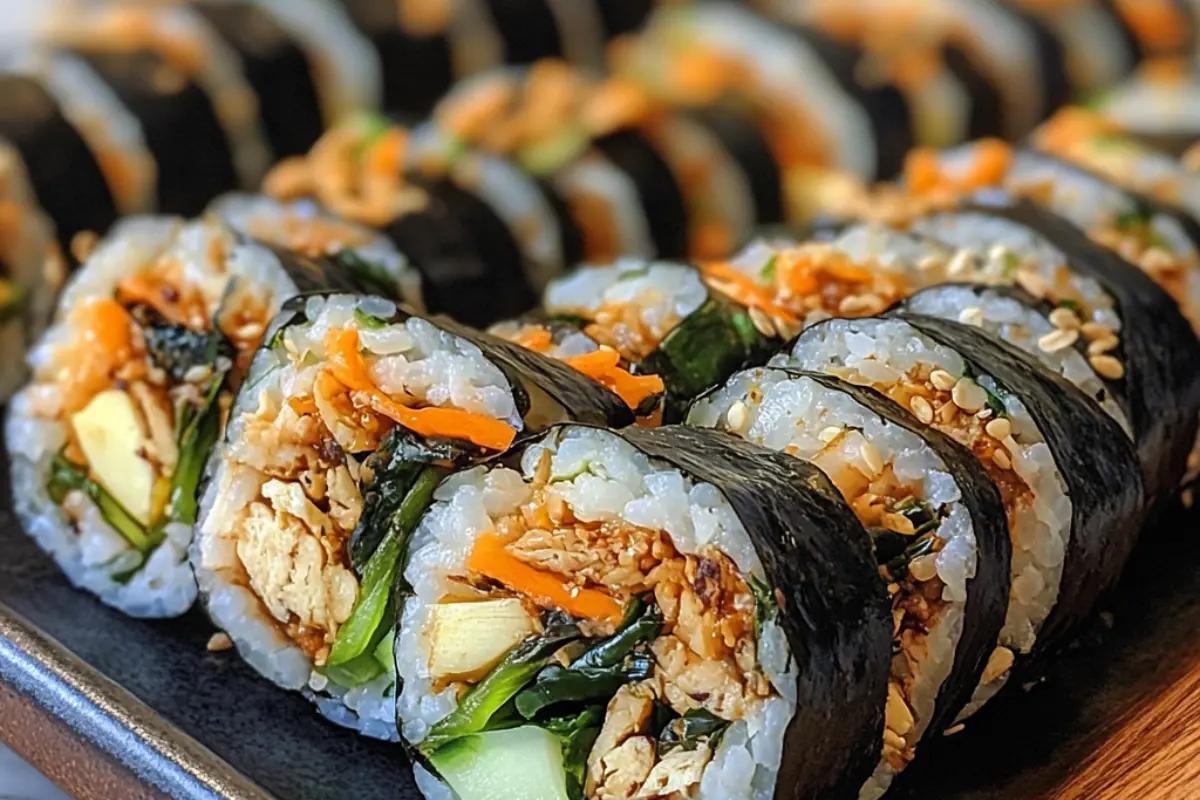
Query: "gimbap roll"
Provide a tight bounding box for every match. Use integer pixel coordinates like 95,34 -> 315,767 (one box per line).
528,258 -> 782,420
0,47 -> 151,247
264,117 -> 538,326
1003,0 -> 1138,95
396,424 -> 892,799
4,214 -> 331,617
188,0 -> 382,158
206,193 -> 424,311
45,3 -> 273,215
689,367 -> 1010,798
894,190 -> 1200,506
1092,60 -> 1200,157
0,140 -> 62,401
191,293 -> 632,739
775,314 -> 1143,716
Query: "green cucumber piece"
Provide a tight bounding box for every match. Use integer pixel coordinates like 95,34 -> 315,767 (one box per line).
429,726 -> 570,800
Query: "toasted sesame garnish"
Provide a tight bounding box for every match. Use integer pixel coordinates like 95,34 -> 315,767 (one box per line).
207,632 -> 233,652
929,369 -> 957,391
951,378 -> 987,413
1037,328 -> 1079,353
937,401 -> 959,424
910,395 -> 934,424
1048,307 -> 1081,330
918,255 -> 944,272
958,306 -> 984,327
818,426 -> 843,443
70,230 -> 99,263
1089,354 -> 1125,380
1080,321 -> 1114,340
1139,246 -> 1176,273
991,448 -> 1012,470
908,554 -> 938,583
1015,268 -> 1048,299
981,646 -> 1015,684
1087,335 -> 1119,356
947,249 -> 974,277
985,417 -> 1012,440
748,306 -> 777,338
838,294 -> 884,315
944,723 -> 966,737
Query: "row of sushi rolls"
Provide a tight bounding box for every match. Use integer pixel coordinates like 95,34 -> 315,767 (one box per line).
6,0 -> 1200,797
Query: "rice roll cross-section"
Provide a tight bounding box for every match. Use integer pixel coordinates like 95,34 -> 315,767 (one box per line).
4,215 -> 313,618
398,424 -> 894,800
264,115 -> 542,326
206,193 -> 423,311
899,199 -> 1200,511
0,139 -> 62,401
688,367 -> 1010,798
192,293 -> 632,740
531,258 -> 783,421
1091,61 -> 1200,158
777,314 -> 1144,717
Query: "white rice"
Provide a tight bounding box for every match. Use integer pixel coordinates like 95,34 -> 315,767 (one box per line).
543,258 -> 708,340
397,426 -> 797,800
688,367 -> 976,798
487,320 -> 600,360
904,285 -> 1132,435
193,294 -> 519,739
776,318 -> 1073,705
5,215 -> 299,618
553,151 -> 657,260
206,192 -> 424,310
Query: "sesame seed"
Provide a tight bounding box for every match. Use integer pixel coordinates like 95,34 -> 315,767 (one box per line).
908,554 -> 939,583
207,633 -> 233,652
992,448 -> 1012,470
987,244 -> 1011,265
910,395 -> 934,424
1048,307 -> 1081,330
918,255 -> 944,272
981,646 -> 1015,684
944,724 -> 966,737
951,378 -> 987,412
1087,335 -> 1119,356
985,417 -> 1012,440
929,369 -> 957,391
1037,328 -> 1079,353
748,306 -> 777,338
958,306 -> 984,327
1015,269 -> 1049,299
976,408 -> 993,421
860,440 -> 884,476
1140,246 -> 1176,273
818,426 -> 843,443
1080,321 -> 1113,340
947,249 -> 974,277
937,401 -> 959,423
726,401 -> 750,433
1089,354 -> 1125,380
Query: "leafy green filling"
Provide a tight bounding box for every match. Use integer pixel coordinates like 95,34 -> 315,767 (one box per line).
47,452 -> 163,558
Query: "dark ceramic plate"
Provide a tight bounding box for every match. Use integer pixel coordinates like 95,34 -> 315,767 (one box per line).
3,444 -> 1200,799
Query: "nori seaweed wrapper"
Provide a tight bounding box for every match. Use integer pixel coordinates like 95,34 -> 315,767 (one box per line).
942,45 -> 1006,141
482,0 -> 564,65
536,176 -> 585,268
79,48 -> 239,217
891,311 -> 1145,656
192,2 -> 324,159
788,370 -> 1010,742
338,0 -> 455,117
387,173 -> 537,327
0,74 -> 117,249
1007,8 -> 1072,121
595,0 -> 653,39
789,25 -> 914,180
591,129 -> 689,258
616,424 -> 893,799
955,198 -> 1200,512
686,105 -> 786,226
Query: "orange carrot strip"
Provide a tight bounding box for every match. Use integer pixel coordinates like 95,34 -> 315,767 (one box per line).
964,139 -> 1013,188
564,348 -> 664,411
513,327 -> 554,352
903,147 -> 945,194
466,532 -> 624,623
324,328 -> 516,451
701,262 -> 800,324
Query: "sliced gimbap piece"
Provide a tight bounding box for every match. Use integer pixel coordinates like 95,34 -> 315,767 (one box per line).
188,0 -> 382,158
479,0 -> 607,71
0,47 -> 151,247
192,293 -> 632,739
689,367 -> 1009,798
206,193 -> 424,311
4,214 -> 339,618
533,258 -> 782,421
775,314 -> 1144,717
0,139 -> 62,401
898,199 -> 1200,508
1092,61 -> 1200,158
264,118 -> 538,326
396,424 -> 892,799
1002,0 -> 1137,94
47,3 -> 273,214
